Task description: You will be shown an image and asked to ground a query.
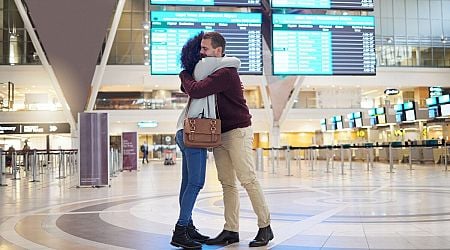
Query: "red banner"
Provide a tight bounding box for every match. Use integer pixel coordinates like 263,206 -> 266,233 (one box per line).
122,132 -> 137,171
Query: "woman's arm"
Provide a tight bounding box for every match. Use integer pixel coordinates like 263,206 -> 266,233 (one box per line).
193,56 -> 240,81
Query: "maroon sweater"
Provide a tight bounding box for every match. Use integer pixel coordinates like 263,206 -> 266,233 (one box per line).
179,67 -> 252,133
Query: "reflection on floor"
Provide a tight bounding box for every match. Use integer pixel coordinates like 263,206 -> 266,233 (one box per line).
1,158 -> 450,250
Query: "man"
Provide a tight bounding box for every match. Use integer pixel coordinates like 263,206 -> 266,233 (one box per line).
179,31 -> 273,247
141,141 -> 149,164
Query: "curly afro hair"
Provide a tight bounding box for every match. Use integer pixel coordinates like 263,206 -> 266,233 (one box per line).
180,31 -> 204,75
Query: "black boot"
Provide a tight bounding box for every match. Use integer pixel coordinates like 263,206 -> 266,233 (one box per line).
187,222 -> 210,243
205,230 -> 239,246
170,224 -> 202,249
249,225 -> 274,247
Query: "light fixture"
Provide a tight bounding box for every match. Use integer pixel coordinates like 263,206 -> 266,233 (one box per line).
143,23 -> 150,30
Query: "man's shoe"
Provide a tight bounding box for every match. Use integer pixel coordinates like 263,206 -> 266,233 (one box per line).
170,224 -> 202,249
187,223 -> 210,243
249,225 -> 274,247
205,230 -> 239,246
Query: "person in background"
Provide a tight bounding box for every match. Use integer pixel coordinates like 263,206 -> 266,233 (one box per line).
141,141 -> 149,164
179,31 -> 273,248
170,31 -> 241,249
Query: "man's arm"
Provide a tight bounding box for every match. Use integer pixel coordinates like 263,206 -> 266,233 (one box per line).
180,67 -> 234,99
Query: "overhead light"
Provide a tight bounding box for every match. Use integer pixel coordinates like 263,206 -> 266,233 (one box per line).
143,23 -> 150,30
144,46 -> 149,51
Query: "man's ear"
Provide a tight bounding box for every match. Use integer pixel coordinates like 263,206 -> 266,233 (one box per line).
216,47 -> 223,56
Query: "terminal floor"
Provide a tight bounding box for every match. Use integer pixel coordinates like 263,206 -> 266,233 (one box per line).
1,159 -> 450,250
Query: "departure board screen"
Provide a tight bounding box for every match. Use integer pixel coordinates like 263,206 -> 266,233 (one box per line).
271,0 -> 374,10
150,11 -> 262,75
150,0 -> 260,7
272,14 -> 375,75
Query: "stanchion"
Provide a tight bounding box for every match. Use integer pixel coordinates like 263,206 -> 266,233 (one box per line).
56,150 -> 66,179
296,149 -> 301,171
0,149 -> 7,186
11,152 -> 20,180
331,148 -> 335,169
313,148 -> 317,169
270,148 -> 275,174
340,145 -> 346,175
275,148 -> 280,171
348,148 -> 353,170
366,147 -> 370,171
255,148 -> 263,172
29,149 -> 40,182
444,141 -> 448,172
325,147 -> 331,173
285,146 -> 292,176
408,145 -> 414,171
388,143 -> 395,173
309,149 -> 315,171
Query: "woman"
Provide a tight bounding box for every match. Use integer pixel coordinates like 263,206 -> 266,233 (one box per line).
170,32 -> 240,249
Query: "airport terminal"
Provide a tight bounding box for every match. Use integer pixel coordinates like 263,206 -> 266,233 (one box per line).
0,0 -> 450,249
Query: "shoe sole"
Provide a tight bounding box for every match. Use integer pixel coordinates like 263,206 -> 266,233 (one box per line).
170,241 -> 202,249
205,238 -> 239,246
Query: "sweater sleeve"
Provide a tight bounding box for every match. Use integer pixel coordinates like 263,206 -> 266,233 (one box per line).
180,67 -> 234,99
193,57 -> 241,81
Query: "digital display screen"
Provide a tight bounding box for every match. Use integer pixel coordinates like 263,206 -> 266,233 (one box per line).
377,115 -> 386,124
335,115 -> 342,122
320,118 -> 327,131
331,123 -> 337,130
428,106 -> 440,118
426,97 -> 438,106
394,104 -> 403,111
354,112 -> 362,119
150,11 -> 262,75
438,95 -> 450,104
347,113 -> 354,119
441,103 -> 450,116
271,0 -> 374,10
355,118 -> 363,127
403,102 -> 414,110
337,121 -> 343,130
150,0 -> 260,6
376,107 -> 385,115
368,109 -> 376,116
405,109 -> 416,121
396,113 -> 404,123
370,116 -> 377,126
272,14 -> 375,75
348,120 -> 355,128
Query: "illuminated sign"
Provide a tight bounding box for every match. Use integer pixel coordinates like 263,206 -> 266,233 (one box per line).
0,123 -> 70,134
384,88 -> 399,95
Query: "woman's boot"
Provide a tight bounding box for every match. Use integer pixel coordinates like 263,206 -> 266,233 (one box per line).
170,224 -> 202,249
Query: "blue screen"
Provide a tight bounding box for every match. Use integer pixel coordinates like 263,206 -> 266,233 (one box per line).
151,0 -> 260,6
271,0 -> 374,10
272,14 -> 375,75
150,11 -> 262,75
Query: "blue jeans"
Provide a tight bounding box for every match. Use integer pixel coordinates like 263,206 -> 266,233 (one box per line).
175,129 -> 207,226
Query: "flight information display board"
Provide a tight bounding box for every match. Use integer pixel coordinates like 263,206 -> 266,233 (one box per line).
150,0 -> 260,7
150,11 -> 262,75
272,14 -> 375,75
271,0 -> 374,10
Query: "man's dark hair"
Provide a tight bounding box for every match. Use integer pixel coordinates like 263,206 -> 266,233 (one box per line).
203,31 -> 226,55
180,31 -> 204,75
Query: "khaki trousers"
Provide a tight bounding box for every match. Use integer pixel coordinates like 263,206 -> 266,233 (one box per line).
213,127 -> 270,232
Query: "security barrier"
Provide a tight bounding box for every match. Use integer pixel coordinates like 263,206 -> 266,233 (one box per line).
256,142 -> 450,176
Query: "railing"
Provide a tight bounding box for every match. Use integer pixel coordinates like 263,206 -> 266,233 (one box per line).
0,149 -> 78,186
254,142 -> 450,177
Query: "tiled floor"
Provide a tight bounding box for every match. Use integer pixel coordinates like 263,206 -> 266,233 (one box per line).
1,157 -> 450,249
